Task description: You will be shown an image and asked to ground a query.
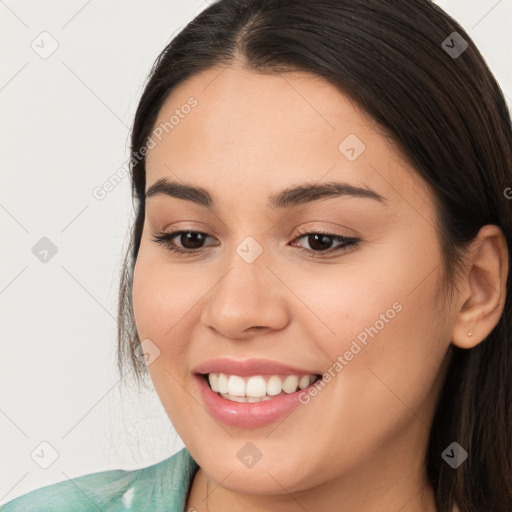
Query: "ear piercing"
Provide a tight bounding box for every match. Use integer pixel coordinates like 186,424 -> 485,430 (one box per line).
467,330 -> 473,337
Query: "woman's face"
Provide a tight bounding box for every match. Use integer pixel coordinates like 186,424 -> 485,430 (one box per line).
132,65 -> 455,505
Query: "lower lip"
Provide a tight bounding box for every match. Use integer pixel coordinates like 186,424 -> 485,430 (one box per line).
194,374 -> 315,428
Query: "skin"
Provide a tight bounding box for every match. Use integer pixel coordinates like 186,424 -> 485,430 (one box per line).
131,62 -> 508,512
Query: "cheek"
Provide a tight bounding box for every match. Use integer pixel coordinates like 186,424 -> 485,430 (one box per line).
361,280 -> 450,405
131,253 -> 199,424
132,248 -> 204,343
297,235 -> 449,413
288,258 -> 405,358
359,235 -> 450,392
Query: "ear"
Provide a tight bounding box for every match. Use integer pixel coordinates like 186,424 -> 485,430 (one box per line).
451,224 -> 509,349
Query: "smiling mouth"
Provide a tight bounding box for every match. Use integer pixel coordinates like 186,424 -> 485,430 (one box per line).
201,372 -> 322,402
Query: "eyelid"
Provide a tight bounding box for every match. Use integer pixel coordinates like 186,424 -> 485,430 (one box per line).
292,220 -> 360,238
293,224 -> 353,237
152,225 -> 361,258
154,224 -> 354,244
159,221 -> 218,236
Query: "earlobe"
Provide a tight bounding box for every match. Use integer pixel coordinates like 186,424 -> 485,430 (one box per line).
451,224 -> 509,350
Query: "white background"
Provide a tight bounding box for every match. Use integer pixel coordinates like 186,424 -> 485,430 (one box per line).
1,0 -> 511,504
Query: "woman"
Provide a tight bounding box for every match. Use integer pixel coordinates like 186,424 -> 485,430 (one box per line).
2,0 -> 511,511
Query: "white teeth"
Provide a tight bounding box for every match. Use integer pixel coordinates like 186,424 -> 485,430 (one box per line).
208,373 -> 219,392
219,393 -> 273,402
217,373 -> 229,394
282,375 -> 299,393
266,375 -> 283,396
207,372 -> 317,399
222,393 -> 245,402
299,375 -> 310,390
245,376 -> 267,397
227,375 -> 245,396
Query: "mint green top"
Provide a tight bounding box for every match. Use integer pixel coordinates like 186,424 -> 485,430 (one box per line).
0,447 -> 199,512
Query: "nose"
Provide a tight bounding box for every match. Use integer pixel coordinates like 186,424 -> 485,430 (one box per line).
199,251 -> 290,340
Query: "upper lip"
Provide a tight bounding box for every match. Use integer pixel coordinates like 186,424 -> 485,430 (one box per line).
192,357 -> 320,377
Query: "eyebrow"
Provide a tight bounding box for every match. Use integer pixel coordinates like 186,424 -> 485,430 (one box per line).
145,177 -> 387,209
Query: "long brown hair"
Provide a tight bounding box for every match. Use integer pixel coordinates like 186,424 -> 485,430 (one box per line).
117,1 -> 512,510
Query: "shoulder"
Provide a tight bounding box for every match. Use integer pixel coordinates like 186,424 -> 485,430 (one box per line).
0,447 -> 199,512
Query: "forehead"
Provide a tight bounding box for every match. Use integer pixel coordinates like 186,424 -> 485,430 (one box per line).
144,65 -> 433,214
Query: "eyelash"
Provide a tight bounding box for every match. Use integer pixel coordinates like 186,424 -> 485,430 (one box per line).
151,228 -> 360,258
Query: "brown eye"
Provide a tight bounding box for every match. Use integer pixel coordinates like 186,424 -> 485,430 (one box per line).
151,230 -> 218,255
305,234 -> 336,251
291,231 -> 360,256
151,229 -> 360,258
176,231 -> 208,249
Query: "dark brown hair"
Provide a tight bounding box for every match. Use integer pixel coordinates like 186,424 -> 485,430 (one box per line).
117,1 -> 512,510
